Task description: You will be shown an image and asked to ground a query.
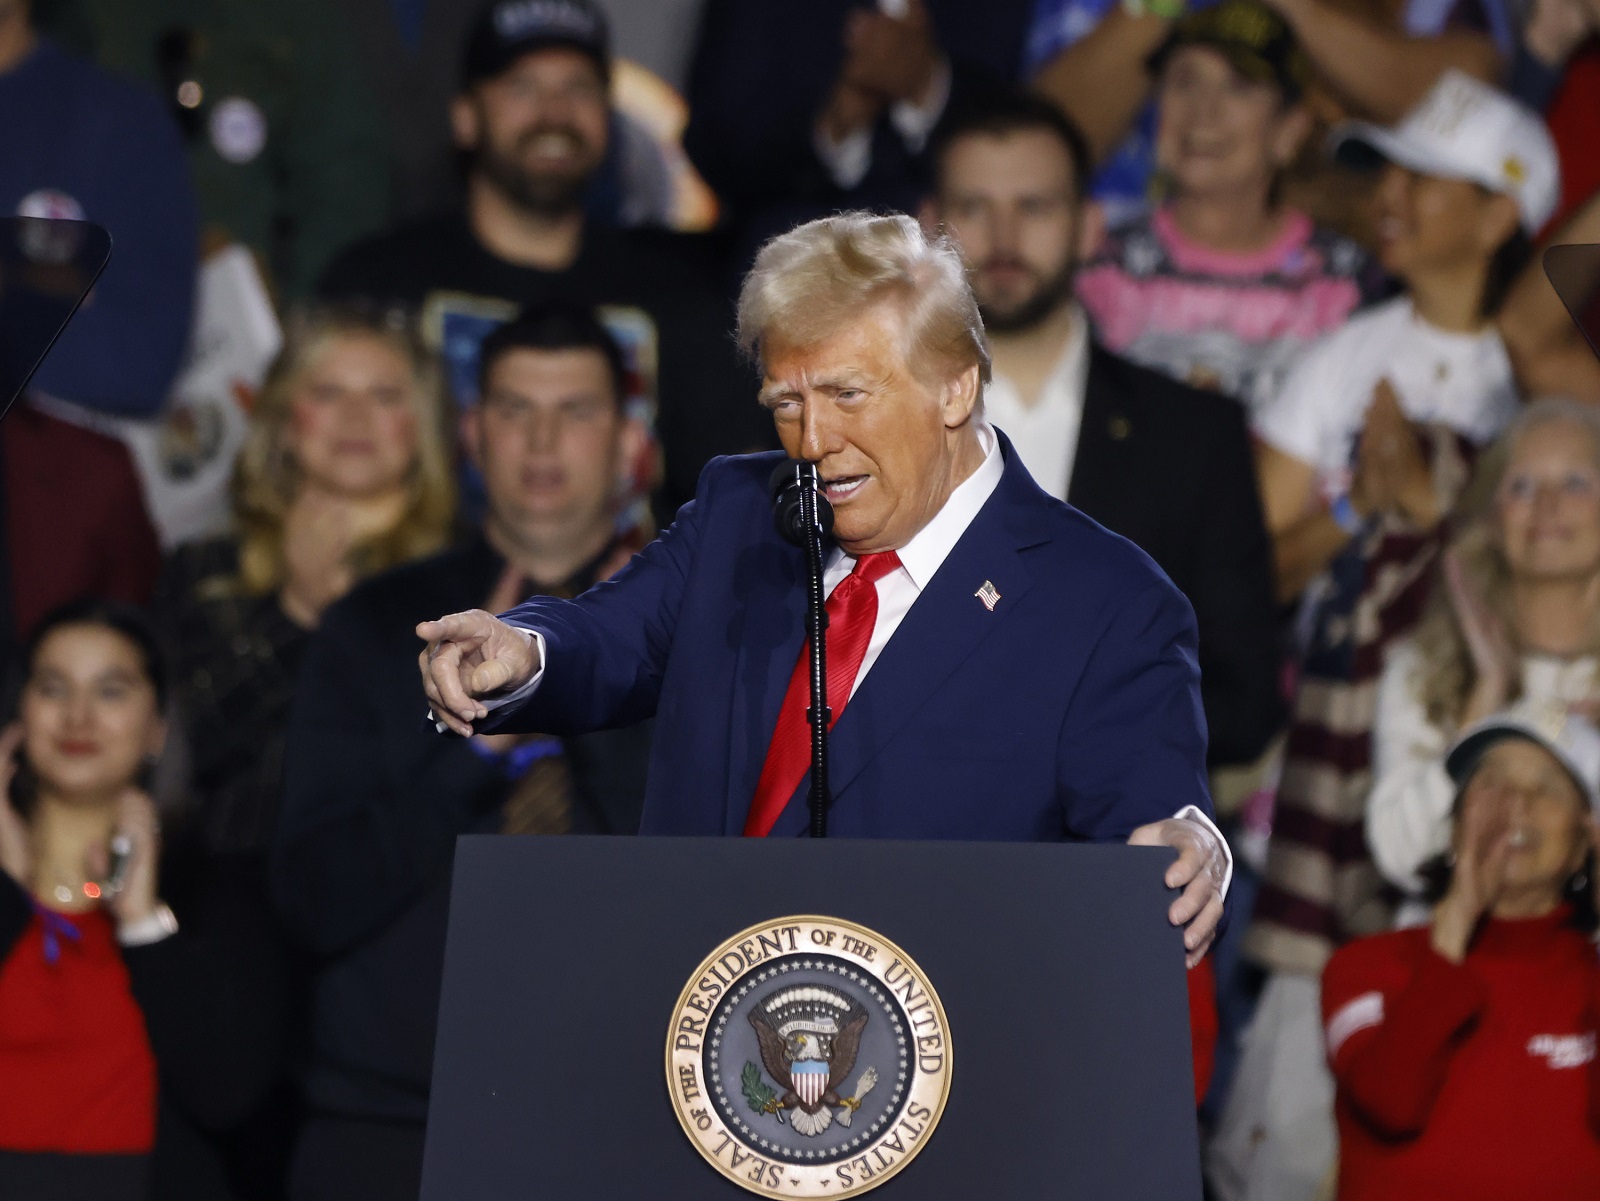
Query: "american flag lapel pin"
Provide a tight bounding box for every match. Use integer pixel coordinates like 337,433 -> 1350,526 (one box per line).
975,580 -> 1001,612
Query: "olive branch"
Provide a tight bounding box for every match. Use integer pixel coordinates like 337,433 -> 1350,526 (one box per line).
741,1062 -> 780,1114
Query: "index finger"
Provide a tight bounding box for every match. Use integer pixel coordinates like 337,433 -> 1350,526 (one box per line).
416,611 -> 487,646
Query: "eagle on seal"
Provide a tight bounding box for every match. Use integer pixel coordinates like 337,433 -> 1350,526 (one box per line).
748,986 -> 875,1137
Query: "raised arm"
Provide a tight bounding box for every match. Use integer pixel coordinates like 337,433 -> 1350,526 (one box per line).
1030,9 -> 1172,164
1331,785 -> 1522,1136
1499,187 -> 1600,402
420,461 -> 715,738
1323,941 -> 1486,1137
1264,0 -> 1502,123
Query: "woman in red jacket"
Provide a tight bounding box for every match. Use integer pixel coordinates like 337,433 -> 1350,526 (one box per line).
1323,700 -> 1600,1200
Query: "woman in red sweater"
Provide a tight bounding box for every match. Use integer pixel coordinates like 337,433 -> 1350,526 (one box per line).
0,601 -> 285,1200
1323,699 -> 1600,1200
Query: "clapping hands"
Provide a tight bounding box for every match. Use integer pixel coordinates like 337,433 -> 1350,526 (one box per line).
818,0 -> 945,142
1351,380 -> 1439,529
840,0 -> 943,106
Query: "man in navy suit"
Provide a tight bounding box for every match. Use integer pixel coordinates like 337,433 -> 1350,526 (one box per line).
420,212 -> 1231,961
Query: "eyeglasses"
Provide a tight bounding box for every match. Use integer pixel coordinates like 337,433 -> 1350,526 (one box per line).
1498,470 -> 1600,503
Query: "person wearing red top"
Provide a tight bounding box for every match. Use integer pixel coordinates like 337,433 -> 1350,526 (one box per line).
0,601 -> 286,1201
0,601 -> 169,1198
1323,699 -> 1600,1201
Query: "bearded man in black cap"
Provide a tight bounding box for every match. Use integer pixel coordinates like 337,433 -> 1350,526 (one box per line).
319,0 -> 773,518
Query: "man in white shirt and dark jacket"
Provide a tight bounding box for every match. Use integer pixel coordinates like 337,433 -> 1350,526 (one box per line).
270,305 -> 653,1201
922,92 -> 1283,770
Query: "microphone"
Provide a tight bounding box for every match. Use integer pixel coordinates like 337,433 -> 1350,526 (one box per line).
766,458 -> 835,838
768,460 -> 835,547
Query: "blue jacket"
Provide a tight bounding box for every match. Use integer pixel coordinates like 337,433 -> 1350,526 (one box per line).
493,434 -> 1214,841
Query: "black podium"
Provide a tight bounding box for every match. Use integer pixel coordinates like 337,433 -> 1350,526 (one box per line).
421,836 -> 1202,1198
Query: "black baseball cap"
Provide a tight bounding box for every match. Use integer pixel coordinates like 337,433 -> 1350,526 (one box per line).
1148,0 -> 1310,102
461,0 -> 611,89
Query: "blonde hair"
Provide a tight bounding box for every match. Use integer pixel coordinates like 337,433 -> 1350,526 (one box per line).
736,211 -> 991,390
1414,398 -> 1600,727
228,306 -> 457,597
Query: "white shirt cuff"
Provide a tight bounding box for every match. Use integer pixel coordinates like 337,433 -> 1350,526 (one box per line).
888,58 -> 951,152
118,903 -> 179,947
814,122 -> 874,190
430,627 -> 546,733
1174,803 -> 1233,900
813,59 -> 950,190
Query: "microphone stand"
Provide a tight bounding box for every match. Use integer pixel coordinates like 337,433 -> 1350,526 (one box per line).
797,476 -> 831,839
770,460 -> 835,838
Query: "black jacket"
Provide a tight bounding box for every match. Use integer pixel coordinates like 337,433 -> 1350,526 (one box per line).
0,847 -> 288,1201
685,0 -> 1033,219
1068,345 -> 1283,767
271,537 -> 651,1126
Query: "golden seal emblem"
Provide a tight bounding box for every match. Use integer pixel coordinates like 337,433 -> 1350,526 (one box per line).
667,916 -> 951,1196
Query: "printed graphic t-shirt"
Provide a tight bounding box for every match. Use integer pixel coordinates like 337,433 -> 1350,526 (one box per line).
1076,207 -> 1371,413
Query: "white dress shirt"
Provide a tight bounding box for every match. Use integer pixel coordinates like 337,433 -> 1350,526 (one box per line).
825,420 -> 1005,696
982,304 -> 1091,502
477,421 -> 1230,891
812,58 -> 952,191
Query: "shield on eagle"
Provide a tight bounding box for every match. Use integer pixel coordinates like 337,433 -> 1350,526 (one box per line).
746,985 -> 872,1137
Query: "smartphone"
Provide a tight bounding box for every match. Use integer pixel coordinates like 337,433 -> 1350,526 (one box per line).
104,833 -> 133,894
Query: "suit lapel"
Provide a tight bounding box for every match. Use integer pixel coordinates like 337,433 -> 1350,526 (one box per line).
766,438 -> 1051,837
1067,348 -> 1117,513
722,536 -> 810,835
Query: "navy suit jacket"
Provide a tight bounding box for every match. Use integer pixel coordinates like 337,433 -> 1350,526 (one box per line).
491,433 -> 1214,841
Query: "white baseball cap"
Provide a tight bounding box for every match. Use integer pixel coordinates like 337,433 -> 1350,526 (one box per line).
1330,70 -> 1560,233
1445,697 -> 1600,813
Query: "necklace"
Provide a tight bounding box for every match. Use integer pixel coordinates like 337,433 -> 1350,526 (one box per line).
46,876 -> 104,907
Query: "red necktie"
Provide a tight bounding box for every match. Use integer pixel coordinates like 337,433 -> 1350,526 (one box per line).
743,551 -> 902,837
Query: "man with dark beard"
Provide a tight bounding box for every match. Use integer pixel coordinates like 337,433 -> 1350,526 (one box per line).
317,0 -> 773,517
923,92 -> 1281,773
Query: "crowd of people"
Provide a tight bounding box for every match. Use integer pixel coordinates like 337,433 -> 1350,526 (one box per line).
4,0 -> 1600,1196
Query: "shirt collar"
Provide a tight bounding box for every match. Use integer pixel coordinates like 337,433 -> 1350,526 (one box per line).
829,424 -> 1004,592
1062,303 -> 1092,402
987,302 -> 1091,413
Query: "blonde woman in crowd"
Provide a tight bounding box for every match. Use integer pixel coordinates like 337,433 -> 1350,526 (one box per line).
1368,399 -> 1600,908
153,308 -> 457,858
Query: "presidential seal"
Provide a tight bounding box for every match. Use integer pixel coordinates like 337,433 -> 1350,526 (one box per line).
666,916 -> 951,1196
